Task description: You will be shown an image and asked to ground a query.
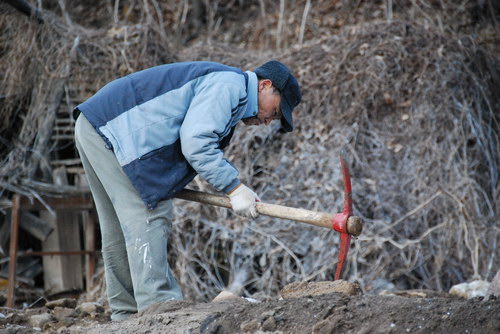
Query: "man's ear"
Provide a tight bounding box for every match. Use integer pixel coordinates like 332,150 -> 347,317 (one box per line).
258,79 -> 273,91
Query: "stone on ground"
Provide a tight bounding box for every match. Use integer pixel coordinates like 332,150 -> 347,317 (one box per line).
485,269 -> 500,300
45,298 -> 77,309
212,290 -> 243,303
28,313 -> 53,329
449,280 -> 490,299
280,280 -> 362,299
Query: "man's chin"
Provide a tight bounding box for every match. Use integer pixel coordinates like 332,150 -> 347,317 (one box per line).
242,118 -> 260,126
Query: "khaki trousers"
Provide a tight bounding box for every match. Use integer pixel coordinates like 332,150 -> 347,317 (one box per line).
74,113 -> 183,321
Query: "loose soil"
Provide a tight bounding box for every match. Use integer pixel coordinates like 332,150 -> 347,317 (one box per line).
2,282 -> 499,334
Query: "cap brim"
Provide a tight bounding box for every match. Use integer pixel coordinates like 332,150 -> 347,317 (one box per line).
280,96 -> 293,132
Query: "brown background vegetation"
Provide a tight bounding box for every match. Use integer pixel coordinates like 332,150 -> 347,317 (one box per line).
0,0 -> 499,303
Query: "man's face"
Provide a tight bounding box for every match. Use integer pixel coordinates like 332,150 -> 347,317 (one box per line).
243,79 -> 282,126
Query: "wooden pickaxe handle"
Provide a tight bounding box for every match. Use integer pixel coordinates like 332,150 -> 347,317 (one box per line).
175,189 -> 362,237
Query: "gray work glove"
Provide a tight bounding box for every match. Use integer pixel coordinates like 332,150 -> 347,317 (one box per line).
228,184 -> 260,219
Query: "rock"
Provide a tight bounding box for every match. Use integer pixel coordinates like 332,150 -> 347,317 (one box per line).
240,319 -> 260,332
280,280 -> 362,299
53,307 -> 76,320
28,313 -> 53,329
212,291 -> 248,303
261,316 -> 277,331
46,298 -> 77,309
212,290 -> 244,303
4,312 -> 25,324
379,289 -> 452,298
367,278 -> 396,294
259,310 -> 275,320
449,280 -> 490,299
485,269 -> 500,300
312,318 -> 336,334
57,326 -> 70,333
77,302 -> 104,315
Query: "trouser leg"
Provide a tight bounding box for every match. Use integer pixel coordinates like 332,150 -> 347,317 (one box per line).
74,114 -> 183,320
121,199 -> 183,310
75,119 -> 137,320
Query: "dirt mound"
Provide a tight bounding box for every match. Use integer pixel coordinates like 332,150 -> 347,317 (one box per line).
2,288 -> 499,333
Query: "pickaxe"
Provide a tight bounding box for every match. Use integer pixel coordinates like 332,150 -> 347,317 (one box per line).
175,152 -> 362,280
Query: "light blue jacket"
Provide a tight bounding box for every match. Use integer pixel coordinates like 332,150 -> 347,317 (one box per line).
76,61 -> 259,209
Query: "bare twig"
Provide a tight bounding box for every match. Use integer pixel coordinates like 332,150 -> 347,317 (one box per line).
298,0 -> 311,45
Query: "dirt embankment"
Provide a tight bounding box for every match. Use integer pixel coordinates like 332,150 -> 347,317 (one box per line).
124,294 -> 499,334
2,283 -> 499,334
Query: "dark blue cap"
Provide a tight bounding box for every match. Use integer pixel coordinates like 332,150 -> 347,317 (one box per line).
254,60 -> 301,132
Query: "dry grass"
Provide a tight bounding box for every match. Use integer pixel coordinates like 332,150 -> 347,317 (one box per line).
170,21 -> 499,299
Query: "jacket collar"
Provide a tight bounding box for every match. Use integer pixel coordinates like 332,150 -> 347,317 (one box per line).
242,71 -> 258,119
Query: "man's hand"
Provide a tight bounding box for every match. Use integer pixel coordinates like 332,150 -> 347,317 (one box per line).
228,184 -> 260,219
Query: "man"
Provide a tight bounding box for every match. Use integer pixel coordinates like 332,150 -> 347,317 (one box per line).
74,60 -> 301,320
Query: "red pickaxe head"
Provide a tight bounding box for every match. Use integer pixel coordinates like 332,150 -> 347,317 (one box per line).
332,152 -> 361,280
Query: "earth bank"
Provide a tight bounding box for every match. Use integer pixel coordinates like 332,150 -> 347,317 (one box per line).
1,282 -> 499,334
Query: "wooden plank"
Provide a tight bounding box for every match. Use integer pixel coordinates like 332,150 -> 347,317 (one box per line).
49,158 -> 82,166
76,174 -> 96,292
6,195 -> 21,308
51,134 -> 75,140
66,167 -> 85,175
41,167 -> 83,294
52,126 -> 74,134
19,195 -> 93,211
19,212 -> 53,242
19,179 -> 91,197
0,215 -> 10,257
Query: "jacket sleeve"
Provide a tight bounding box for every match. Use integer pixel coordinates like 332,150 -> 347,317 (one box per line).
179,80 -> 244,193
